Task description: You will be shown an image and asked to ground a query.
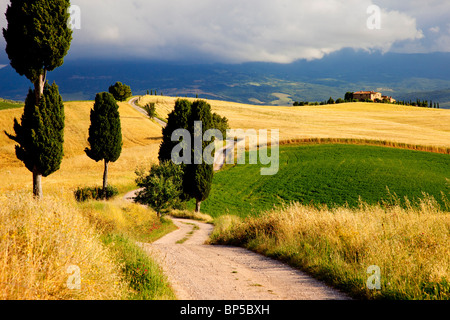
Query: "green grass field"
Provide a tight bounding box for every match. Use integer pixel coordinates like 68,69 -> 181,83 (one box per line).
198,144 -> 450,217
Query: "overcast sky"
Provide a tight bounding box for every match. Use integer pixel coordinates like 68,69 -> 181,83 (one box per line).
1,0 -> 450,64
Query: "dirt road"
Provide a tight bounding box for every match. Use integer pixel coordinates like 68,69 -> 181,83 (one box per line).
139,218 -> 349,300
128,97 -> 167,127
125,101 -> 349,300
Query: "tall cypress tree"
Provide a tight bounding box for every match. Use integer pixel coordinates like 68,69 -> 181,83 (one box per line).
5,83 -> 65,197
3,0 -> 72,197
85,92 -> 123,196
158,99 -> 192,163
158,99 -> 224,212
183,100 -> 214,213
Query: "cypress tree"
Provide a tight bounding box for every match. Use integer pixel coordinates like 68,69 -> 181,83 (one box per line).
3,0 -> 72,197
183,100 -> 214,213
5,83 -> 65,197
158,99 -> 225,212
159,99 -> 192,163
85,92 -> 123,196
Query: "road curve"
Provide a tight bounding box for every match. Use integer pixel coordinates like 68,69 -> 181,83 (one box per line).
128,96 -> 167,127
138,218 -> 350,300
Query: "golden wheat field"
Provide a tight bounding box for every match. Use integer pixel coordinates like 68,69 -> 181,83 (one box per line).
139,95 -> 450,150
0,99 -> 171,300
2,95 -> 449,194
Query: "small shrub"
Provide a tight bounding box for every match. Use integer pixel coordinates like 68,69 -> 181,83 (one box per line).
143,102 -> 156,119
134,161 -> 184,218
74,185 -> 119,202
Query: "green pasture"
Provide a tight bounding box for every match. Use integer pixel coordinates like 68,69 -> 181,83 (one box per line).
197,144 -> 450,217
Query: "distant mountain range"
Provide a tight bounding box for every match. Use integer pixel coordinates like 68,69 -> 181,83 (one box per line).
1,49 -> 450,108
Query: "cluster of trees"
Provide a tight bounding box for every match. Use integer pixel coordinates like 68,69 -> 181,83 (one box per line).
135,99 -> 229,216
143,102 -> 157,119
3,0 -> 125,198
293,97 -> 350,106
293,92 -> 358,106
146,89 -> 163,96
393,99 -> 440,108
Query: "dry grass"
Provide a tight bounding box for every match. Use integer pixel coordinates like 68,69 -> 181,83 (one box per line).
79,197 -> 178,243
78,198 -> 177,300
169,209 -> 214,223
0,192 -> 128,300
211,196 -> 450,299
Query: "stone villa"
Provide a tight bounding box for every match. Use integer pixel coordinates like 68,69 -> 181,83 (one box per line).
353,91 -> 396,103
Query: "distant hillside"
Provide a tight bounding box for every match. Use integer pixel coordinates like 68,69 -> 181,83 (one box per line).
1,50 -> 450,107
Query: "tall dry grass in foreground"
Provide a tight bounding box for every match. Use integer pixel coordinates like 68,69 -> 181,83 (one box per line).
211,197 -> 450,299
0,193 -> 128,300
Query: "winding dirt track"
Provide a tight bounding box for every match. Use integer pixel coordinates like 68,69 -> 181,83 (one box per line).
128,97 -> 167,127
126,97 -> 349,300
138,217 -> 349,300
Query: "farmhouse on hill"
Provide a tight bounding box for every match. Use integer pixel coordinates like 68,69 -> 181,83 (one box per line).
353,91 -> 396,103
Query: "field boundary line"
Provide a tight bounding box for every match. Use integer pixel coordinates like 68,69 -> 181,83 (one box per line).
274,137 -> 450,155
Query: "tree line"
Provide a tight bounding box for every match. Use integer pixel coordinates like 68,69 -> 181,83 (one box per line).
293,93 -> 357,106
293,91 -> 440,108
2,0 -> 229,217
392,99 -> 440,108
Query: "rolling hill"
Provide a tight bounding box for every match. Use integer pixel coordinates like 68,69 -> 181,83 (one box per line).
1,95 -> 450,197
139,95 -> 450,149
